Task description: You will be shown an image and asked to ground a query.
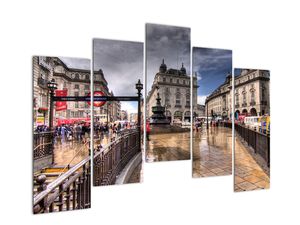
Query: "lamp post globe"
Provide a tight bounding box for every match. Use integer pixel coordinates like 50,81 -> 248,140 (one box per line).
47,78 -> 58,93
135,79 -> 143,94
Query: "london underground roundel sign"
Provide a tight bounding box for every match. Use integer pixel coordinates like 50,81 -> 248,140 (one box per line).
87,91 -> 106,107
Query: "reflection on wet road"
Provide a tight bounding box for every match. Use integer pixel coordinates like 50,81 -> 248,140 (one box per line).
54,132 -> 115,167
193,127 -> 232,178
146,132 -> 190,162
53,138 -> 90,167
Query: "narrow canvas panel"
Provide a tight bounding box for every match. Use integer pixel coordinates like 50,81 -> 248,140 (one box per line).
233,68 -> 270,192
192,47 -> 233,178
33,56 -> 91,214
145,23 -> 191,162
92,39 -> 144,186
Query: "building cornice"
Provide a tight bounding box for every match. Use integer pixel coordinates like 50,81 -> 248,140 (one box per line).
235,76 -> 269,88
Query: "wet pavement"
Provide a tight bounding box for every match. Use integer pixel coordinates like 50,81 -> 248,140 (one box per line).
127,162 -> 142,184
53,138 -> 90,167
234,136 -> 270,192
192,126 -> 232,178
146,132 -> 190,162
53,132 -> 113,167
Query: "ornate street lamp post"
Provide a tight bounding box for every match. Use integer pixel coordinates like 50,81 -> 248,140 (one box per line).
135,79 -> 143,151
47,78 -> 57,130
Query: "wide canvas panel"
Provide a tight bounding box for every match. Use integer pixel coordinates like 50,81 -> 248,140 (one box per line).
233,68 -> 270,192
92,39 -> 144,186
192,47 -> 233,178
145,23 -> 191,162
33,56 -> 91,214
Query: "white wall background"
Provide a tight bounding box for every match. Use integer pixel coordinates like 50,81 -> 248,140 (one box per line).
0,0 -> 299,224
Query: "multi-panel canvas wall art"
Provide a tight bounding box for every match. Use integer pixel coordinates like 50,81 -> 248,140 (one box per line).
192,47 -> 233,178
32,25 -> 271,216
233,68 -> 270,192
92,39 -> 144,186
145,23 -> 191,162
33,56 -> 91,213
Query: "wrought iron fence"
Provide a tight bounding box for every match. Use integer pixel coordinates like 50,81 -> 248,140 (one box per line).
33,157 -> 91,214
33,132 -> 54,160
93,129 -> 139,186
222,122 -> 270,167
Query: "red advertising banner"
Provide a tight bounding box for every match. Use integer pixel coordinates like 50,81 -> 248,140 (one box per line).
55,89 -> 68,111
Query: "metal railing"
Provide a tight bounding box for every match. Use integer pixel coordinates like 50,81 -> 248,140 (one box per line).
93,129 -> 140,186
33,156 -> 91,214
33,132 -> 54,160
222,122 -> 270,167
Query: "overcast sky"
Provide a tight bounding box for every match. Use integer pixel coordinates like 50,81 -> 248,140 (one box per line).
146,23 -> 191,92
93,39 -> 143,114
193,47 -> 232,105
59,57 -> 90,70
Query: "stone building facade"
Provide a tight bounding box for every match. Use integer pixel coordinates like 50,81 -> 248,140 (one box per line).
234,69 -> 270,116
33,56 -> 120,128
205,73 -> 233,119
146,59 -> 198,123
195,104 -> 206,117
204,69 -> 270,119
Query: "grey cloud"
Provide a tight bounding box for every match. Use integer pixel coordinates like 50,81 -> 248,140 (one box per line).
59,57 -> 90,70
193,47 -> 232,74
93,39 -> 143,96
146,24 -> 191,91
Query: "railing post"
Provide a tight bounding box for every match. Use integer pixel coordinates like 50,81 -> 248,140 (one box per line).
57,184 -> 64,211
34,175 -> 47,214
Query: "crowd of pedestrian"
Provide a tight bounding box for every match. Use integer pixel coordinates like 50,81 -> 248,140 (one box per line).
54,123 -> 91,143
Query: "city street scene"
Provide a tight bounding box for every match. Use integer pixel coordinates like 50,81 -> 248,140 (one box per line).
145,23 -> 191,162
93,39 -> 144,186
33,56 -> 91,213
192,47 -> 233,178
234,68 -> 270,192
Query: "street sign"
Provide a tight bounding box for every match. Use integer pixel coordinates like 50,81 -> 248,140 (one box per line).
87,91 -> 106,107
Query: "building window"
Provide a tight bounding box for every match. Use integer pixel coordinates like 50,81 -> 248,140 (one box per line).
243,92 -> 246,104
85,85 -> 89,90
251,91 -> 255,102
235,95 -> 239,105
75,73 -> 80,79
176,93 -> 181,105
75,84 -> 79,89
170,78 -> 173,83
186,94 -> 190,106
261,84 -> 265,100
177,79 -> 179,84
163,77 -> 166,82
75,102 -> 79,108
183,80 -> 186,85
165,97 -> 170,106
